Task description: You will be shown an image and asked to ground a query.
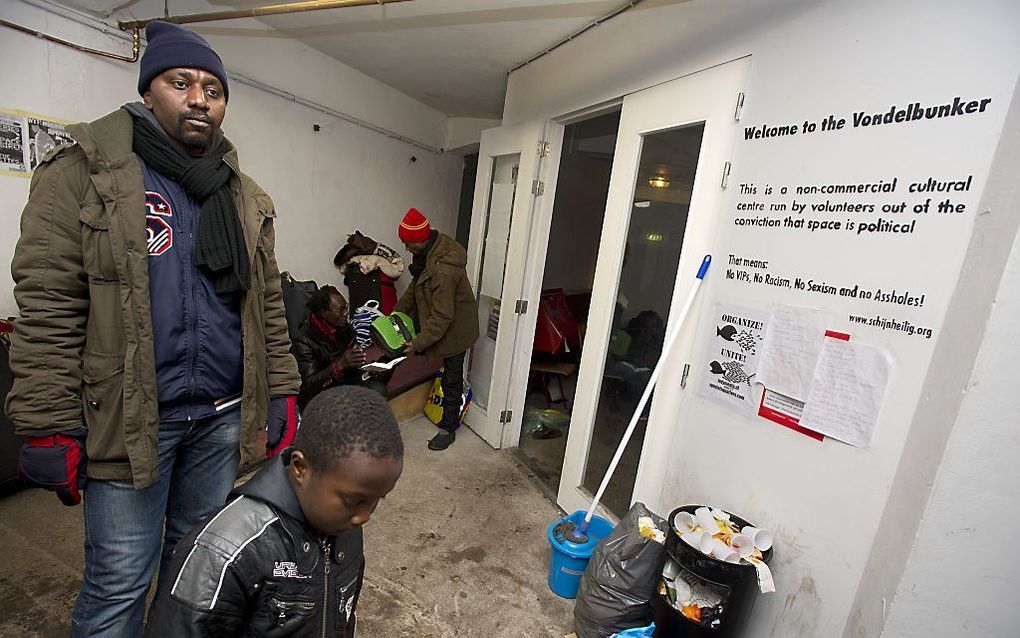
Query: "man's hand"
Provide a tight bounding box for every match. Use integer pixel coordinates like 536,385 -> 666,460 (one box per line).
337,346 -> 367,370
18,431 -> 87,506
403,342 -> 417,357
266,396 -> 300,458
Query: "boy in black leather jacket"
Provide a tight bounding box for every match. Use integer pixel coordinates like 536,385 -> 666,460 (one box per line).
147,385 -> 404,636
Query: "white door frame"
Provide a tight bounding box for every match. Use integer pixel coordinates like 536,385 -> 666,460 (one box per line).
463,119 -> 564,449
556,58 -> 752,517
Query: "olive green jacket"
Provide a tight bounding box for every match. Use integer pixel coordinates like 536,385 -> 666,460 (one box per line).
394,233 -> 479,360
4,109 -> 300,488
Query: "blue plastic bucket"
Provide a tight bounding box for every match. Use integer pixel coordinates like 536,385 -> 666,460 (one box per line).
546,509 -> 614,599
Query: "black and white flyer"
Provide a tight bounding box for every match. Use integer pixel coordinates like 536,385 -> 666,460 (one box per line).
700,303 -> 768,413
0,108 -> 74,176
26,116 -> 74,170
0,110 -> 27,176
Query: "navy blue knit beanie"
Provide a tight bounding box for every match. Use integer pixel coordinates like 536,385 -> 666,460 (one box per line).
138,22 -> 229,100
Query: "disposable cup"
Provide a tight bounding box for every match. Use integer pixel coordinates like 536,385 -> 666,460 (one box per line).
674,512 -> 697,534
741,526 -> 774,551
729,533 -> 755,557
697,531 -> 716,555
680,531 -> 704,550
662,558 -> 681,581
709,539 -> 740,563
695,507 -> 720,534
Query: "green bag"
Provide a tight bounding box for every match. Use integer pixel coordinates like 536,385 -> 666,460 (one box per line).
371,312 -> 417,357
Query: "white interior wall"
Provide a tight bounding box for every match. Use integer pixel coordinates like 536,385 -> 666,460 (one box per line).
502,0 -> 814,126
0,0 -> 464,316
445,117 -> 501,154
157,0 -> 451,151
883,215 -> 1020,637
844,76 -> 1020,636
501,0 -> 1020,636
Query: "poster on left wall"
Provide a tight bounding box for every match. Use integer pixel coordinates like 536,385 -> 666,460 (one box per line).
0,111 -> 28,176
0,108 -> 74,178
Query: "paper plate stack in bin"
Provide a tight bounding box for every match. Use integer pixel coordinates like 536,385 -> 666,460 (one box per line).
653,505 -> 773,638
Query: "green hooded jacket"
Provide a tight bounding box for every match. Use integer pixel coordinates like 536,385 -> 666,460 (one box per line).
394,233 -> 479,359
4,108 -> 301,488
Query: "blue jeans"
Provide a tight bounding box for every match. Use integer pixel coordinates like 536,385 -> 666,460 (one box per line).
70,408 -> 242,638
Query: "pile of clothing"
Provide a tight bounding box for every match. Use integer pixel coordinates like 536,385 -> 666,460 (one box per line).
333,230 -> 405,315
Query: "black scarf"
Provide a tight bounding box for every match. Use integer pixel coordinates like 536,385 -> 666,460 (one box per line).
130,114 -> 250,294
409,230 -> 438,279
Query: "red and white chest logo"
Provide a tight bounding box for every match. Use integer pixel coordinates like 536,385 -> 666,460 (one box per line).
145,191 -> 173,256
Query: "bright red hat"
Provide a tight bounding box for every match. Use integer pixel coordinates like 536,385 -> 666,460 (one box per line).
398,207 -> 431,243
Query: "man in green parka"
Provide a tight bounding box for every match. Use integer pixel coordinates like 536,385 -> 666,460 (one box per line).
5,22 -> 300,635
394,208 -> 479,450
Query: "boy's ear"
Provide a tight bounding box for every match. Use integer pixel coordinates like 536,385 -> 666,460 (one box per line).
289,450 -> 311,485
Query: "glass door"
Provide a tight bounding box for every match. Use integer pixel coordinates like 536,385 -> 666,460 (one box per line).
581,122 -> 706,516
557,58 -> 751,517
464,120 -> 563,449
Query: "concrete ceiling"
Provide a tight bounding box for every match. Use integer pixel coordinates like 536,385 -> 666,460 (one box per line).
246,0 -> 628,119
51,0 -> 806,120
56,0 -> 642,118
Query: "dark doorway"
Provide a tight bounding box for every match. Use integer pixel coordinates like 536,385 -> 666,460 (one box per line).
517,110 -> 622,496
455,153 -> 478,248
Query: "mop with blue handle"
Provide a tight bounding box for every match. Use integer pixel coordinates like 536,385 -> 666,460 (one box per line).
558,255 -> 712,544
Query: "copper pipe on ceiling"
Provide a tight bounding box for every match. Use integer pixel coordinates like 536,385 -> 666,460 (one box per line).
509,0 -> 645,74
118,0 -> 414,31
0,17 -> 140,62
5,0 -> 440,153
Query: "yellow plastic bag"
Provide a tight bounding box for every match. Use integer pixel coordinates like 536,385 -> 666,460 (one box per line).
423,376 -> 444,424
423,373 -> 472,425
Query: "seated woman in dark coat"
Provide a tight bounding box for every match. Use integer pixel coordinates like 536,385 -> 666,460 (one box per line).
293,285 -> 388,408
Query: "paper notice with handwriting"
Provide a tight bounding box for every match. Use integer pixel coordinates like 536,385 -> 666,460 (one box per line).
755,306 -> 831,401
799,339 -> 891,448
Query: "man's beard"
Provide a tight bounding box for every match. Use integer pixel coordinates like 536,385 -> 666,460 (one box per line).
173,110 -> 216,154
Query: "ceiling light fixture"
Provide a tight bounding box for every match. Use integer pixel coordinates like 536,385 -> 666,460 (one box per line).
634,200 -> 652,208
648,175 -> 670,189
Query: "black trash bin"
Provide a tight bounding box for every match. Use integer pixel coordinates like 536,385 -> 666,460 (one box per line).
652,505 -> 772,638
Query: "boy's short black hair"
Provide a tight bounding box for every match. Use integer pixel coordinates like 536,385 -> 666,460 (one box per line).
307,284 -> 343,316
294,386 -> 403,471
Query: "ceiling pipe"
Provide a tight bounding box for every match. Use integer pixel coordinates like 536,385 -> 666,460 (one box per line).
118,0 -> 414,30
509,0 -> 646,74
8,0 -> 441,153
0,17 -> 140,62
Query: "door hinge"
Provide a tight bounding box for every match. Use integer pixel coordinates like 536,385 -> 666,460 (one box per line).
734,92 -> 745,121
531,179 -> 545,196
680,363 -> 691,389
538,140 -> 550,157
514,299 -> 529,314
499,410 -> 514,424
720,161 -> 731,189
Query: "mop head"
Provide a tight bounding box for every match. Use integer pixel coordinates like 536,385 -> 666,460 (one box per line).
553,520 -> 589,545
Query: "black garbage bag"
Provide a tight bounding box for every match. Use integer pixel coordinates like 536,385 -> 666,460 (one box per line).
280,272 -> 317,345
574,502 -> 667,638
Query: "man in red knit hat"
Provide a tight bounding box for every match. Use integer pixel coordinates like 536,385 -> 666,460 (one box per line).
394,208 -> 479,450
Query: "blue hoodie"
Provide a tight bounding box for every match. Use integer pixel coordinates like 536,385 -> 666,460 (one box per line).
139,157 -> 243,421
